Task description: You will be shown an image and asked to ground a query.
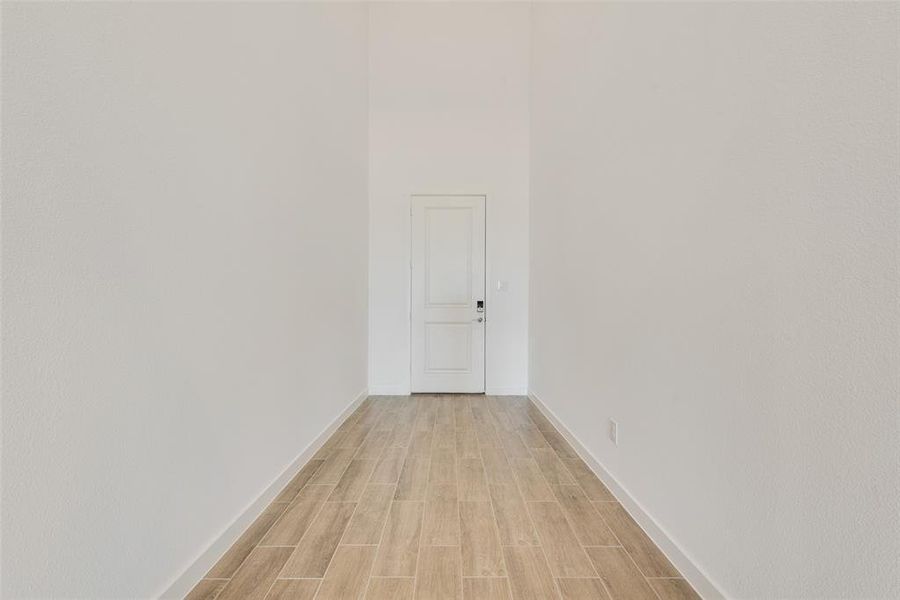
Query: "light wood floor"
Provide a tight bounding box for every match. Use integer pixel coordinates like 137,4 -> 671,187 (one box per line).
186,395 -> 700,600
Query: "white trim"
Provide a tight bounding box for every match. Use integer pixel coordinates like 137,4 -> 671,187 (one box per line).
369,385 -> 527,396
485,386 -> 528,396
368,383 -> 410,396
527,389 -> 726,600
157,388 -> 369,600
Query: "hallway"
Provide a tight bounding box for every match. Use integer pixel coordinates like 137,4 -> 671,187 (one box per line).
187,396 -> 698,600
3,2 -> 898,597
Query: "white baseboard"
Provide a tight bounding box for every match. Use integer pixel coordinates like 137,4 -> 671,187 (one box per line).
158,387 -> 369,600
369,385 -> 527,396
527,390 -> 726,600
485,386 -> 528,396
368,383 -> 410,395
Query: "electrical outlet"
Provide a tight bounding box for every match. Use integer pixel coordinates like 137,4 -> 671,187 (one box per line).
609,419 -> 618,446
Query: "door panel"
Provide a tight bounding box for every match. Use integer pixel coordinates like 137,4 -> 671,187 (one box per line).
426,208 -> 472,306
425,323 -> 471,372
411,196 -> 485,393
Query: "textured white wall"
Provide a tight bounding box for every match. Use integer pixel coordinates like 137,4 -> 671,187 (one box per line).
530,3 -> 899,598
1,3 -> 368,598
368,2 -> 530,395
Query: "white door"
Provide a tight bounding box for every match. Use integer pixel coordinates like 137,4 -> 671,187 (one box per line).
411,195 -> 486,393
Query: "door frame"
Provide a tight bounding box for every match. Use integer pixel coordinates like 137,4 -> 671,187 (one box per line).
409,193 -> 487,394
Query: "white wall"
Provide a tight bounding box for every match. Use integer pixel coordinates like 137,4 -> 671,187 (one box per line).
1,3 -> 368,598
368,2 -> 530,395
530,3 -> 899,599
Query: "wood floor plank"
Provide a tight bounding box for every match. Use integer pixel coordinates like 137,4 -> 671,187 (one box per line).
311,447 -> 357,484
462,577 -> 512,600
374,409 -> 399,432
423,497 -> 460,546
185,579 -> 226,600
456,429 -> 480,459
592,502 -> 679,577
314,430 -> 347,461
509,458 -> 555,502
339,425 -> 373,449
454,403 -> 475,430
488,408 -> 515,432
395,456 -> 430,501
487,483 -> 538,546
356,430 -> 390,459
475,423 -> 503,449
647,578 -> 702,600
551,485 -> 618,546
498,430 -> 532,459
516,425 -> 549,449
273,459 -> 325,503
265,579 -> 320,600
397,405 -> 418,424
365,577 -> 415,600
563,458 -> 615,501
470,403 -> 490,423
502,546 -> 560,600
503,406 -> 532,429
527,502 -> 596,578
216,546 -> 292,600
434,424 -> 456,449
408,430 -> 434,457
541,431 -> 579,460
341,412 -> 363,429
415,406 -> 436,431
387,424 -> 414,448
343,484 -> 395,544
207,502 -> 288,578
315,545 -> 377,600
430,446 -> 457,486
428,482 -> 459,502
555,578 -> 610,600
458,458 -> 489,501
460,501 -> 506,576
508,415 -> 533,433
356,403 -> 385,427
329,459 -> 377,502
260,485 -> 333,546
480,447 -> 515,485
584,546 -> 657,600
526,409 -> 554,433
280,501 -> 356,577
371,446 -> 406,484
436,401 -> 455,428
372,501 -> 424,576
415,546 -> 463,599
530,448 -> 575,485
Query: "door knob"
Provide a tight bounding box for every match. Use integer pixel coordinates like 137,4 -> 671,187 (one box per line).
474,317 -> 484,323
